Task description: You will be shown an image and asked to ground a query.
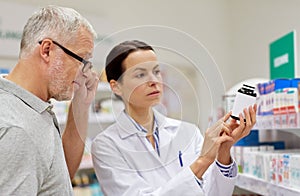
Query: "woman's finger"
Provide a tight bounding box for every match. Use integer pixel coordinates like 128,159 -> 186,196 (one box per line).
222,111 -> 232,122
239,113 -> 246,130
243,108 -> 252,128
219,123 -> 231,136
217,133 -> 234,145
249,105 -> 257,125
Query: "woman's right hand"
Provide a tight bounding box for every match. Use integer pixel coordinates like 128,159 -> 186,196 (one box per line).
200,112 -> 234,163
190,112 -> 234,179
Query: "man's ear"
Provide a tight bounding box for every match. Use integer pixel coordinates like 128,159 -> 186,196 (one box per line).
39,39 -> 52,63
110,80 -> 122,97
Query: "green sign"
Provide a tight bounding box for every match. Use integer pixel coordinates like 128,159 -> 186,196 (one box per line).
269,31 -> 296,79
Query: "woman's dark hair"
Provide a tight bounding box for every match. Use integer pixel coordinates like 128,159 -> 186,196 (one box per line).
105,40 -> 154,82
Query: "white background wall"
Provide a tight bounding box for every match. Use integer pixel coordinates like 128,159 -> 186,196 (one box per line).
1,0 -> 300,131
228,0 -> 300,87
2,0 -> 300,87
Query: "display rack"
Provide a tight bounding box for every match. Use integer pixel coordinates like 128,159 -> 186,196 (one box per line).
225,78 -> 300,195
236,174 -> 300,196
255,114 -> 300,138
234,124 -> 300,195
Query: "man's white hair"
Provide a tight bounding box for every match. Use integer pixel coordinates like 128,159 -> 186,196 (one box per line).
19,5 -> 97,58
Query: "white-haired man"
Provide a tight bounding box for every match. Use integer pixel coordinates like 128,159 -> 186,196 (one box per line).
0,5 -> 99,195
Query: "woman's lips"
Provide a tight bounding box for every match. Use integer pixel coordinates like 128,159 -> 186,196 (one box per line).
147,90 -> 160,96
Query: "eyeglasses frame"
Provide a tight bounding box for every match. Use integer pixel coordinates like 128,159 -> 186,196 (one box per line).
38,40 -> 93,73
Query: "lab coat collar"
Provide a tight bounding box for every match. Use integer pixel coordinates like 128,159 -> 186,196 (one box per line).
117,109 -> 175,139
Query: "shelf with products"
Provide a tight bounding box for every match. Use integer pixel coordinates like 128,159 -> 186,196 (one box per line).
255,114 -> 300,138
72,167 -> 104,196
232,144 -> 300,195
224,78 -> 300,140
254,78 -> 300,135
224,78 -> 300,195
231,124 -> 300,195
236,173 -> 300,196
72,138 -> 104,195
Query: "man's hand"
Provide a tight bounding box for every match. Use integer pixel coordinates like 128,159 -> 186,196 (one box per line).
71,70 -> 99,136
73,69 -> 99,108
63,69 -> 99,179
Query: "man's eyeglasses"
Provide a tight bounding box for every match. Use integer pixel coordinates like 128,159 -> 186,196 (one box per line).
38,40 -> 93,73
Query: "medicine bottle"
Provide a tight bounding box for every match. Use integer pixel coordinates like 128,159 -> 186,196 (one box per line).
231,84 -> 257,120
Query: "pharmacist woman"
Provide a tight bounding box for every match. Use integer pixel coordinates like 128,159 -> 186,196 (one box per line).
91,40 -> 257,196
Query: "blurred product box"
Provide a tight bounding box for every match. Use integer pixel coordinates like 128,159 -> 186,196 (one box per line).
256,78 -> 300,129
290,154 -> 300,189
0,68 -> 10,74
237,148 -> 300,191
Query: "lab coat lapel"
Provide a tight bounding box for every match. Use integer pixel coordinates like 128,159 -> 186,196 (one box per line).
115,111 -> 168,173
154,111 -> 196,165
116,110 -> 140,139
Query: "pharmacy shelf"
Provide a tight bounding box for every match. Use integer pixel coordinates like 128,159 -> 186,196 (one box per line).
256,127 -> 300,138
277,128 -> 300,138
236,174 -> 300,196
255,117 -> 300,138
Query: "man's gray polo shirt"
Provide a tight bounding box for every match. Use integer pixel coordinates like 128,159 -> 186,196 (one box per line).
0,76 -> 73,195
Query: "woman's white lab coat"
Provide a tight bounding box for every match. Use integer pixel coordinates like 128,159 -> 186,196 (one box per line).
91,110 -> 237,196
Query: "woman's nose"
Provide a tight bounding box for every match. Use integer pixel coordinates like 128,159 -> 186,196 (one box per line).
147,73 -> 159,84
151,72 -> 161,81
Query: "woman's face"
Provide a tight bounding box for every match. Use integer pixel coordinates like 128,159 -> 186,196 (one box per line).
115,49 -> 163,109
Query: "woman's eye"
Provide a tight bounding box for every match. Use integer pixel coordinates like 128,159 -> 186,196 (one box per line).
154,70 -> 161,75
136,73 -> 145,78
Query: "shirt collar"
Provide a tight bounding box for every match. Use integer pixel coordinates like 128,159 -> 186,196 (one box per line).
124,111 -> 159,134
0,76 -> 51,113
117,109 -> 172,139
